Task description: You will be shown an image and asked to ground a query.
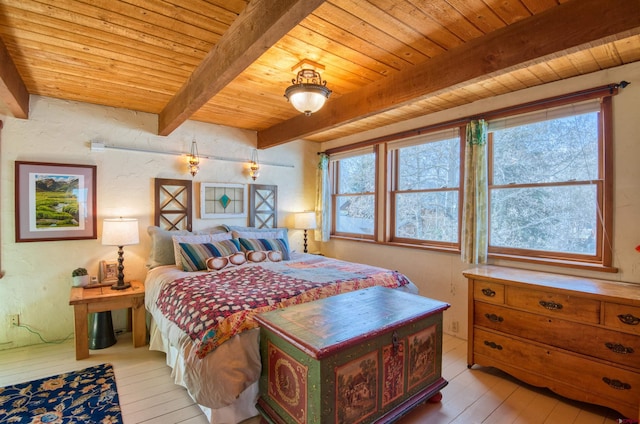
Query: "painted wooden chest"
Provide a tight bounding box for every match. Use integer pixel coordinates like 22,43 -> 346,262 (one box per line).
255,286 -> 450,424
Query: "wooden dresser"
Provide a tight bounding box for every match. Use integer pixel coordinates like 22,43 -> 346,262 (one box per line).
255,286 -> 450,424
464,266 -> 640,420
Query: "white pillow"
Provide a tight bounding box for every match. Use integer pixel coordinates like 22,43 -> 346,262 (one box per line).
172,232 -> 232,267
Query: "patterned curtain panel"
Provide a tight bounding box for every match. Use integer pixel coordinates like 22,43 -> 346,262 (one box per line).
461,120 -> 489,264
315,153 -> 331,242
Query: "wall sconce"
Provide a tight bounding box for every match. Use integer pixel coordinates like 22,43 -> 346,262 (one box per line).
188,138 -> 200,177
249,149 -> 260,181
284,59 -> 332,116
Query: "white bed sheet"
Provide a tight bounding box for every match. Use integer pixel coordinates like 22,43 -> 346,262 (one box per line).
144,253 -> 419,424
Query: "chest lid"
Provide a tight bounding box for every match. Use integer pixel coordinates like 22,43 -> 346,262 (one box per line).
255,286 -> 449,359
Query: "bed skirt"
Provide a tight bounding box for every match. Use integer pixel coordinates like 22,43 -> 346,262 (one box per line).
148,318 -> 259,424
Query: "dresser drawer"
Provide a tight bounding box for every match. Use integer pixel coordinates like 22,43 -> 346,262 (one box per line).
604,302 -> 640,335
473,281 -> 505,304
473,328 -> 640,409
474,302 -> 640,369
506,286 -> 600,324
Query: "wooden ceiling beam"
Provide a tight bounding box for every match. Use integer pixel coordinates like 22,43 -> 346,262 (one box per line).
0,36 -> 29,119
158,0 -> 325,136
257,0 -> 640,148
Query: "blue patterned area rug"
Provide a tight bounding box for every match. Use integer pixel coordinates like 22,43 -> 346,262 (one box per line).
0,362 -> 122,423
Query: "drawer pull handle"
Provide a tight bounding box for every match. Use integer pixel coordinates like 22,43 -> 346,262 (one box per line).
617,314 -> 640,326
484,340 -> 503,350
602,377 -> 631,390
484,313 -> 504,323
605,342 -> 634,355
481,288 -> 496,297
539,300 -> 563,310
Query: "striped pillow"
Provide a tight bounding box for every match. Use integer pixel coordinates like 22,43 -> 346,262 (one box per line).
178,239 -> 240,272
238,238 -> 290,260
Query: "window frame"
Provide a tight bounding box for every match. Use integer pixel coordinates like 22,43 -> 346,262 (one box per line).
486,96 -> 613,269
323,84 -> 618,271
387,126 -> 465,250
330,146 -> 378,240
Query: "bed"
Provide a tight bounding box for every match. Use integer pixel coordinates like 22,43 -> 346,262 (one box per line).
144,224 -> 419,424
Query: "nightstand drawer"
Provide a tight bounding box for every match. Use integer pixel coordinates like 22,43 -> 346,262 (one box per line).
506,286 -> 600,324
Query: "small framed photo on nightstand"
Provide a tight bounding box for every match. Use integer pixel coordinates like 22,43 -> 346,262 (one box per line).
100,260 -> 118,284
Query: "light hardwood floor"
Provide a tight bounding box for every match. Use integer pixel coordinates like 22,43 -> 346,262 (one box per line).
0,333 -> 623,424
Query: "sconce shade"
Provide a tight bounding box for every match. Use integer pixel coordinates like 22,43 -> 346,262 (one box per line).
284,68 -> 331,116
102,218 -> 139,246
294,212 -> 317,230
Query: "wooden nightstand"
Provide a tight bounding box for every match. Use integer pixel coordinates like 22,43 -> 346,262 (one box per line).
69,280 -> 146,360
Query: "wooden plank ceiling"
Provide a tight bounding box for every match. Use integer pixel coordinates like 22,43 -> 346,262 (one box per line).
0,0 -> 639,149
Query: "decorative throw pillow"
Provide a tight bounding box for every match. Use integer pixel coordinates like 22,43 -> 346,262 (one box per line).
207,256 -> 229,271
178,239 -> 241,272
268,250 -> 283,262
238,238 -> 290,260
246,250 -> 283,263
206,252 -> 247,271
172,233 -> 233,267
147,226 -> 191,269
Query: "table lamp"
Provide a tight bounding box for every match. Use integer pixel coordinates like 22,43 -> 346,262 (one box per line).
294,212 -> 317,253
102,218 -> 139,290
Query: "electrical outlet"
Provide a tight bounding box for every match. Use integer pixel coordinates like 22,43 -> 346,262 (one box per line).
8,314 -> 19,328
451,320 -> 459,333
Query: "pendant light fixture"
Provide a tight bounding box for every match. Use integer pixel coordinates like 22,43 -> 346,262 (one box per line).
284,60 -> 332,116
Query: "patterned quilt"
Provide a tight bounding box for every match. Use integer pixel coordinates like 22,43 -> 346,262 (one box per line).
156,256 -> 410,358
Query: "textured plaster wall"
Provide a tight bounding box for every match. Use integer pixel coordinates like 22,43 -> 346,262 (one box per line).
321,62 -> 640,338
0,96 -> 318,349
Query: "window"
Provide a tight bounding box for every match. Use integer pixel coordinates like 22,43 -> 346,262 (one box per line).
389,128 -> 462,248
325,86 -> 615,270
488,100 -> 608,263
331,148 -> 377,237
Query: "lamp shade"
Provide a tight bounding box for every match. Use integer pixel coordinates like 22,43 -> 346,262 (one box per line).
102,218 -> 139,246
294,212 -> 317,230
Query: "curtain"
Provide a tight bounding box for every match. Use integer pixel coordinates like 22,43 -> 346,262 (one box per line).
315,153 -> 331,242
461,120 -> 488,264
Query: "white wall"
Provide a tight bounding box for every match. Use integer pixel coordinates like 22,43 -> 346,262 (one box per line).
0,96 -> 318,349
321,62 -> 640,338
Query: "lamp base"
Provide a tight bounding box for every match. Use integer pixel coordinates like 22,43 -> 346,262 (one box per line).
111,281 -> 131,291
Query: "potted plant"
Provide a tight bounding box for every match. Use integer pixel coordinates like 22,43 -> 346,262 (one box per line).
72,267 -> 90,287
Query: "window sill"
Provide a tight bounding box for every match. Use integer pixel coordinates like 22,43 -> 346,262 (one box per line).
489,253 -> 618,273
329,236 -> 461,254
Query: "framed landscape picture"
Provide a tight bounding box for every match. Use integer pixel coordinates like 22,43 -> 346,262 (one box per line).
15,161 -> 97,242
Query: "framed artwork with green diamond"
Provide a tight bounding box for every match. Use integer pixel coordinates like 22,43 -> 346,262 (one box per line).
200,183 -> 246,219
